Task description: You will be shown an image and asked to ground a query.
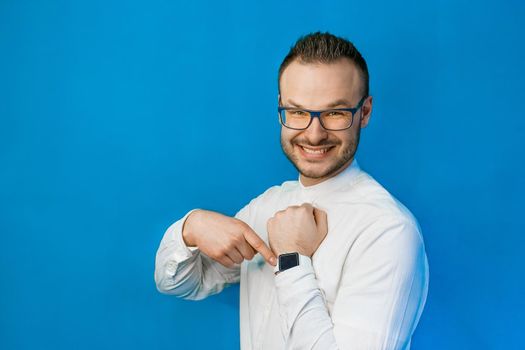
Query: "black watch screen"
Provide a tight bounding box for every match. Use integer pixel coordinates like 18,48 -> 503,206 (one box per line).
279,252 -> 299,272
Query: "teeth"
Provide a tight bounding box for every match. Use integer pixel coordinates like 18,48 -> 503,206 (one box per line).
302,146 -> 329,154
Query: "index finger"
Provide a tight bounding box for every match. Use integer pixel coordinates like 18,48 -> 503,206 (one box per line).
242,226 -> 277,266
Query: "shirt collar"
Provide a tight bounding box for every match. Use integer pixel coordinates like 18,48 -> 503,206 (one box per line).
298,158 -> 362,200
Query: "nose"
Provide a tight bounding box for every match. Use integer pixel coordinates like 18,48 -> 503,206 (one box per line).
303,115 -> 329,145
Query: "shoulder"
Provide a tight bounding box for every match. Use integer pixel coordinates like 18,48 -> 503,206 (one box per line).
333,170 -> 426,254
342,171 -> 419,228
342,177 -> 427,277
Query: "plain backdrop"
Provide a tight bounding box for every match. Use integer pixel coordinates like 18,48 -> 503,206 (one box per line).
1,0 -> 524,349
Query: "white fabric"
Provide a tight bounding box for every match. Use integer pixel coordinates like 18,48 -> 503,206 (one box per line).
154,159 -> 429,349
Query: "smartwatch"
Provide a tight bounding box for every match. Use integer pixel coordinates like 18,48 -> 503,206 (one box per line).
274,252 -> 309,275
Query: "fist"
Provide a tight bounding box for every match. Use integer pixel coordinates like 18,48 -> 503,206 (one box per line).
267,203 -> 328,257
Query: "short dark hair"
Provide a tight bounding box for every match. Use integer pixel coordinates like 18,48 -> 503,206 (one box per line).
278,32 -> 369,97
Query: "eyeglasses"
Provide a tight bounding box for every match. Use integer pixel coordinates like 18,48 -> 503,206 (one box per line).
278,95 -> 367,131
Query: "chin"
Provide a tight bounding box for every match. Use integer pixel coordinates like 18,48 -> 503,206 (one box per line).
296,161 -> 335,179
281,140 -> 354,180
296,151 -> 355,181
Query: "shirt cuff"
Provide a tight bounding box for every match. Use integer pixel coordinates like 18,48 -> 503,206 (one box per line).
274,255 -> 321,328
173,209 -> 201,260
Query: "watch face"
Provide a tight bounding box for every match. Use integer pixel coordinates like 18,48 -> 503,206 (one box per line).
279,252 -> 299,271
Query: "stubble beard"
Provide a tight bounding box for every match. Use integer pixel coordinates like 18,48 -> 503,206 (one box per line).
281,127 -> 361,180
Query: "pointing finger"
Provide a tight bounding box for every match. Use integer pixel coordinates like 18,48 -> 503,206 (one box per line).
242,226 -> 277,266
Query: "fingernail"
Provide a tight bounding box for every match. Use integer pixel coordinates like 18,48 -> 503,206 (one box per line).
270,257 -> 276,266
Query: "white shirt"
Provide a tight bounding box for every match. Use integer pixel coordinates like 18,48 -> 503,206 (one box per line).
155,159 -> 429,349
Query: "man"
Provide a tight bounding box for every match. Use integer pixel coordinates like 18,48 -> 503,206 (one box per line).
155,32 -> 429,349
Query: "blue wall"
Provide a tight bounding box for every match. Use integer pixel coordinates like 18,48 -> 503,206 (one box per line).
1,1 -> 523,349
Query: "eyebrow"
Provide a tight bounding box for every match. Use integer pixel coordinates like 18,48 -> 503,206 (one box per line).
286,98 -> 354,109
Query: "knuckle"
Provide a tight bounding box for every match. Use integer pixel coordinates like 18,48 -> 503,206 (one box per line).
220,243 -> 231,254
232,233 -> 244,245
239,223 -> 254,236
209,250 -> 221,260
236,220 -> 249,231
251,240 -> 263,250
225,241 -> 236,251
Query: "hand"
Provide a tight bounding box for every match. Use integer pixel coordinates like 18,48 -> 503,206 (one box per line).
182,209 -> 277,268
267,203 -> 328,257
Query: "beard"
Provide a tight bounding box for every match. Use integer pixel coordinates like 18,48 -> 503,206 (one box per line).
280,127 -> 361,180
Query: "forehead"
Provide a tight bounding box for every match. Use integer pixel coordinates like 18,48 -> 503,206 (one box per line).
280,59 -> 361,109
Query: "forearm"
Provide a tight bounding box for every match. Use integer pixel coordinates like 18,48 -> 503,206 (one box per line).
275,258 -> 339,349
274,260 -> 412,350
154,210 -> 240,300
274,220 -> 429,350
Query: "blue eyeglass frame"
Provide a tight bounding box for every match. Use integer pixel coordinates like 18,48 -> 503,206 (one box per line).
277,95 -> 367,131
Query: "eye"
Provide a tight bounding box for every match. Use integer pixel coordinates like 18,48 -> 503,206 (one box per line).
326,111 -> 345,117
290,110 -> 308,116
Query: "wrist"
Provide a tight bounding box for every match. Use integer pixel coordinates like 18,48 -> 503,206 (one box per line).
182,209 -> 201,247
274,246 -> 312,258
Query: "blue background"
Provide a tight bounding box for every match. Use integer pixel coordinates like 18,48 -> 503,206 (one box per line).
1,0 -> 524,349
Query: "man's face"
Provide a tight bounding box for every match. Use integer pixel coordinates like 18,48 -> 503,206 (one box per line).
279,58 -> 372,186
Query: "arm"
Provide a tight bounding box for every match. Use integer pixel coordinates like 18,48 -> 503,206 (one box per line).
155,201 -> 276,300
154,209 -> 240,300
270,209 -> 429,349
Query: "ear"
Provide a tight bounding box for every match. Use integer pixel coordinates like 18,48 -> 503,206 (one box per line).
360,96 -> 373,128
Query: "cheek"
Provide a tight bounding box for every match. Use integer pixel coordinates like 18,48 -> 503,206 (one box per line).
333,131 -> 355,150
281,128 -> 300,146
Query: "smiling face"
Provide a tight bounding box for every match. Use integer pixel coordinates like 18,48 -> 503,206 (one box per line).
279,58 -> 373,186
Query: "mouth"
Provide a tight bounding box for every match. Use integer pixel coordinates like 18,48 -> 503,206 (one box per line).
296,144 -> 335,160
